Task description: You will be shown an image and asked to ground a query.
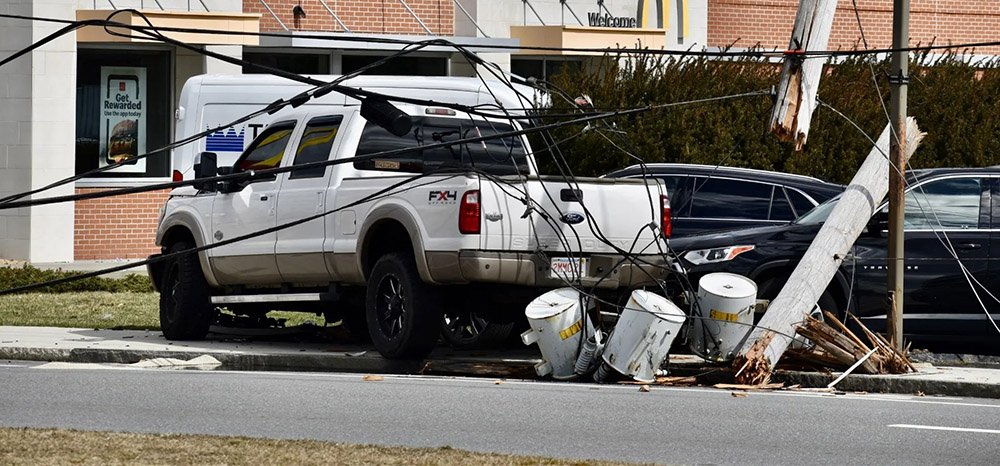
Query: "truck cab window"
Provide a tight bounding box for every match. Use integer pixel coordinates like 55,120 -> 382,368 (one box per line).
235,122 -> 296,173
289,115 -> 343,179
354,116 -> 529,176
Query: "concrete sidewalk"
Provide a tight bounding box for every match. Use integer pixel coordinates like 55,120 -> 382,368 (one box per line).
2,325 -> 1000,398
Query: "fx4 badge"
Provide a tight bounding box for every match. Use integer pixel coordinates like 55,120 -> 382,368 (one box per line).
560,212 -> 585,225
428,190 -> 457,204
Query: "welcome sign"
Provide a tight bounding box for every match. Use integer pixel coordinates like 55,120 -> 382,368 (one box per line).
586,0 -> 670,29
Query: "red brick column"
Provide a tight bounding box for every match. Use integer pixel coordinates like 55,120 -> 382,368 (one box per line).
74,188 -> 170,260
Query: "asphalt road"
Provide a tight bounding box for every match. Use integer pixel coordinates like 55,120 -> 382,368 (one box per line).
3,362 -> 1000,465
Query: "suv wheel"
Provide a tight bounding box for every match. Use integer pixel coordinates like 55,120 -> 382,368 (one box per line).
159,240 -> 215,340
441,309 -> 514,348
366,252 -> 442,359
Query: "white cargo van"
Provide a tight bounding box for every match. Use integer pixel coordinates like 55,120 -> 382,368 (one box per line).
171,74 -> 538,181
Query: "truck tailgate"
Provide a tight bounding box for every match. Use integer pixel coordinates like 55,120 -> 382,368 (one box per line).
480,175 -> 666,255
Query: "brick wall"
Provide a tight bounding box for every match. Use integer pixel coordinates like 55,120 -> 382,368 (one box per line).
709,0 -> 1000,55
74,188 -> 170,260
245,0 -> 454,35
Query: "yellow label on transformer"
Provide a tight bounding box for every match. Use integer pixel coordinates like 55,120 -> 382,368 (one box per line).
710,309 -> 739,323
559,319 -> 584,340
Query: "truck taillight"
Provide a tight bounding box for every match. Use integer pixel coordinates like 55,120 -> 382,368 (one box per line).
172,170 -> 183,182
660,194 -> 672,239
459,190 -> 481,234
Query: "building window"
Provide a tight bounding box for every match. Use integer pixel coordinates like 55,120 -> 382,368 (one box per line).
76,49 -> 171,179
511,58 -> 582,81
342,55 -> 447,76
243,52 -> 331,75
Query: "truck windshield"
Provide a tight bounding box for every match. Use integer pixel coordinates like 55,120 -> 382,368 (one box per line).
354,116 -> 529,176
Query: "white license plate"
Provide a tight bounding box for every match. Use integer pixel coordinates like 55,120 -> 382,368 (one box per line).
549,257 -> 589,279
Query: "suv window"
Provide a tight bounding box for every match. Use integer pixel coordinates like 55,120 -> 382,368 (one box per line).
769,187 -> 795,221
289,115 -> 343,180
354,116 -> 529,175
660,176 -> 692,216
905,177 -> 982,229
787,189 -> 816,218
236,122 -> 295,173
689,177 -> 772,220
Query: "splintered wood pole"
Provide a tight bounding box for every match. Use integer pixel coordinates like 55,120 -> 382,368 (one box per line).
733,119 -> 924,385
769,0 -> 838,150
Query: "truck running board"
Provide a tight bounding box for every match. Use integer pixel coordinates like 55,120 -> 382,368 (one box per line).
211,293 -> 333,304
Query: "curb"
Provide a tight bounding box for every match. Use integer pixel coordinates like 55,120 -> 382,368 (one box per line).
4,345 -> 998,398
771,370 -> 1000,399
0,346 -> 539,379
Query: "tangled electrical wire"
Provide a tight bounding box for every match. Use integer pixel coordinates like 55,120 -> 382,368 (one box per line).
11,6 -> 992,361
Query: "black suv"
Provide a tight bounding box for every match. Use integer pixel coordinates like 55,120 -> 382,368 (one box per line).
669,167 -> 1000,345
604,164 -> 845,237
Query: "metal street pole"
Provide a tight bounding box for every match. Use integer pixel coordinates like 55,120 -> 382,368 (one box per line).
887,0 -> 909,351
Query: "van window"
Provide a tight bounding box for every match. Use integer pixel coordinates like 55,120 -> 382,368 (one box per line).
689,178 -> 771,220
289,116 -> 343,179
354,116 -> 529,176
236,122 -> 296,173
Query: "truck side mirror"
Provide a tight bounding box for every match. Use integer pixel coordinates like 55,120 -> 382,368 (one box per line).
193,151 -> 217,192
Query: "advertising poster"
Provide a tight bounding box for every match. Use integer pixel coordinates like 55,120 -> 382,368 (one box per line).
99,66 -> 147,173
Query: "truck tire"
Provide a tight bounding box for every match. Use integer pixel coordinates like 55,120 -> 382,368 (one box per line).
159,240 -> 215,340
366,252 -> 442,359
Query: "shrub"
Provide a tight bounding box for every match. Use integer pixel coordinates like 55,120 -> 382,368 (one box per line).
537,48 -> 1000,183
0,264 -> 153,294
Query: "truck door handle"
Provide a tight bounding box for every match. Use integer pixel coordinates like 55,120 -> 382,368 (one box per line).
259,195 -> 269,201
956,243 -> 981,250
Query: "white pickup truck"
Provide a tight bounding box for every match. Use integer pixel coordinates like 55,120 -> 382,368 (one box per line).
149,86 -> 671,359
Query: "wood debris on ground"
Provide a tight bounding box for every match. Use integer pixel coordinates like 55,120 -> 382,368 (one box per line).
786,311 -> 915,375
618,376 -> 697,386
361,375 -> 384,381
714,382 -> 784,391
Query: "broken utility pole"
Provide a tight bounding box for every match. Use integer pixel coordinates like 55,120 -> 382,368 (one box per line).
768,0 -> 837,150
734,119 -> 924,385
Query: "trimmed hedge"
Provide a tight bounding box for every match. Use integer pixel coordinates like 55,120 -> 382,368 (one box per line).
538,49 -> 1000,183
0,264 -> 153,294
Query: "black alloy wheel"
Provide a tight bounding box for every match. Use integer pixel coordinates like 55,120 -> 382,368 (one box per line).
375,273 -> 406,339
441,309 -> 514,348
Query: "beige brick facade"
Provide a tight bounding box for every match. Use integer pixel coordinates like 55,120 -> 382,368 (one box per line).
244,0 -> 455,35
708,0 -> 1000,54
